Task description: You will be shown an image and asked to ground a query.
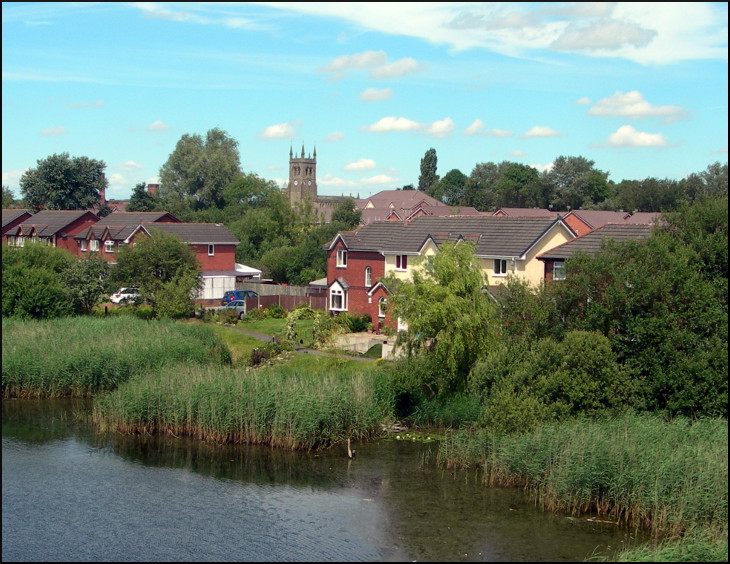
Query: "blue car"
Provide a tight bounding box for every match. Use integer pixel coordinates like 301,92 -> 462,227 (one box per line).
220,290 -> 258,306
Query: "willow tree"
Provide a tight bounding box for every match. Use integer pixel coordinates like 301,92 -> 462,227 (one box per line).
383,241 -> 499,394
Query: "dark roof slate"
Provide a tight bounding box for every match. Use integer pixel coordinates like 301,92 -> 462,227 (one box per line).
18,210 -> 97,237
537,223 -> 652,260
2,209 -> 33,228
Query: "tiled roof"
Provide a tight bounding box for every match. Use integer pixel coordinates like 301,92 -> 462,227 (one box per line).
332,215 -> 569,258
564,210 -> 631,228
624,212 -> 663,224
18,210 -> 97,237
537,223 -> 652,260
139,223 -> 240,245
356,190 -> 443,210
492,207 -> 561,217
2,209 -> 33,228
95,211 -> 179,226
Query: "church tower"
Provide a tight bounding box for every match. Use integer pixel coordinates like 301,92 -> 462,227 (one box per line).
286,145 -> 317,208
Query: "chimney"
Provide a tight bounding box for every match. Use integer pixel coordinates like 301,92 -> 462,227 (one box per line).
99,173 -> 107,207
147,183 -> 159,196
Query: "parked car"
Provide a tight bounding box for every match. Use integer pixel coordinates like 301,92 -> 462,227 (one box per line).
110,287 -> 139,304
217,300 -> 247,319
220,290 -> 258,306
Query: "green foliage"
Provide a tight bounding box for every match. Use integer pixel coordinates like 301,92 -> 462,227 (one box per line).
418,148 -> 439,192
126,182 -> 162,212
429,168 -> 466,203
19,152 -> 107,211
61,252 -> 111,314
2,185 -> 16,208
2,316 -> 231,397
385,241 -> 499,394
158,127 -> 241,213
112,228 -> 202,318
330,196 -> 361,228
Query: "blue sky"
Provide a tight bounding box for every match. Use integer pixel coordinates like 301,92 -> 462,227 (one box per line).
2,2 -> 728,201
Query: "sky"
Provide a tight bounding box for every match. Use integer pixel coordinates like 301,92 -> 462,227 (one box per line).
2,2 -> 728,201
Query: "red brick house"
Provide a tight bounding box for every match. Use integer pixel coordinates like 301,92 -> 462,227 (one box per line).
3,210 -> 99,254
2,209 -> 34,241
74,211 -> 180,261
561,210 -> 631,237
537,223 -> 653,281
325,215 -> 576,330
126,222 -> 240,300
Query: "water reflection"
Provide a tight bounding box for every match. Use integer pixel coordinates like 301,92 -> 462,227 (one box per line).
2,399 -> 648,562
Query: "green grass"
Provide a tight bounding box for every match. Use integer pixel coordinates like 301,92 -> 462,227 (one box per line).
93,358 -> 394,450
438,414 -> 728,541
2,316 -> 231,397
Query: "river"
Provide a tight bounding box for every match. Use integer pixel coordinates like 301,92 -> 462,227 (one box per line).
2,399 -> 647,562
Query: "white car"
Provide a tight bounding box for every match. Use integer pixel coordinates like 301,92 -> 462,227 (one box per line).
110,287 -> 139,304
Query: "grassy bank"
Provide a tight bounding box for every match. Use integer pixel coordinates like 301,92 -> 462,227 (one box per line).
2,316 -> 231,397
93,356 -> 393,450
438,415 -> 727,546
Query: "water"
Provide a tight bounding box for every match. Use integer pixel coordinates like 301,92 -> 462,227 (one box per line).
2,399 -> 647,562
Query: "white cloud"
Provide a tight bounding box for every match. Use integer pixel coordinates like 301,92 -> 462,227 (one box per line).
370,57 -> 424,79
551,19 -> 656,51
147,120 -> 169,132
531,162 -> 554,173
118,161 -> 143,171
463,119 -> 485,136
424,117 -> 456,138
361,174 -> 398,185
361,116 -> 421,133
345,159 -> 376,171
521,126 -> 561,138
2,169 -> 27,189
359,87 -> 393,101
606,125 -> 669,147
40,126 -> 67,136
318,173 -> 358,188
575,97 -> 591,105
463,119 -> 513,137
324,131 -> 345,142
260,121 -> 301,139
319,50 -> 388,74
509,150 -> 526,157
589,90 -> 689,122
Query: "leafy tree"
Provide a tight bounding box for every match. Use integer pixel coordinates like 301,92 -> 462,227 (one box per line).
429,168 -> 466,203
3,185 -> 17,208
383,241 -> 500,394
543,156 -> 610,210
126,182 -> 162,212
614,177 -> 683,212
19,153 -> 108,211
2,242 -> 74,319
62,253 -> 111,314
400,184 -> 416,190
112,228 -> 202,317
221,173 -> 282,221
461,162 -> 505,210
681,161 -> 728,201
330,196 -> 361,228
494,162 -> 541,208
158,127 -> 241,213
418,148 -> 439,192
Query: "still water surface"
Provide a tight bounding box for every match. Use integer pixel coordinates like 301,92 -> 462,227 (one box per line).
2,399 -> 647,562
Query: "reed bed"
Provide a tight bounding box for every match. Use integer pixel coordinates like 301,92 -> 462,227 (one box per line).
93,360 -> 392,450
2,316 -> 231,398
438,414 -> 728,539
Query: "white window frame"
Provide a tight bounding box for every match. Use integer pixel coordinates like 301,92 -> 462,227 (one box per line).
365,266 -> 372,287
336,249 -> 347,268
395,255 -> 408,271
80,239 -> 87,252
17,236 -> 25,248
208,244 -> 215,256
494,258 -> 507,276
104,240 -> 115,253
89,239 -> 100,252
378,297 -> 387,318
553,261 -> 566,281
330,287 -> 347,311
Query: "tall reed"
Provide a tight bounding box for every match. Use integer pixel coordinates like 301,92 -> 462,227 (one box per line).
93,358 -> 392,450
2,316 -> 231,397
438,414 -> 728,538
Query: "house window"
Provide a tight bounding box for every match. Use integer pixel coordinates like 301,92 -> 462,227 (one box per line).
494,259 -> 507,276
208,244 -> 215,256
17,236 -> 25,248
553,261 -> 566,281
89,239 -> 99,252
337,249 -> 347,268
104,240 -> 115,253
330,288 -> 346,311
378,297 -> 387,318
395,255 -> 408,270
80,239 -> 87,252
7,236 -> 16,247
365,266 -> 372,287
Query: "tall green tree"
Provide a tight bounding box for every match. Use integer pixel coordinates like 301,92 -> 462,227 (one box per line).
62,253 -> 111,314
158,127 -> 241,213
3,185 -> 17,208
543,156 -> 610,210
418,148 -> 439,192
126,182 -> 162,212
383,241 -> 500,394
330,196 -> 361,228
113,228 -> 202,318
429,168 -> 466,203
19,153 -> 107,211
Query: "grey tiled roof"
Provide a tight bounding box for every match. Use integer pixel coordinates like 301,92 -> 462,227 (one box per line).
332,215 -> 569,258
2,209 -> 33,228
537,223 -> 652,260
140,223 -> 240,245
95,211 -> 179,226
18,210 -> 97,237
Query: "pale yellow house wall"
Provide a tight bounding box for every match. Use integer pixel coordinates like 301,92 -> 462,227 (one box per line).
383,239 -> 438,280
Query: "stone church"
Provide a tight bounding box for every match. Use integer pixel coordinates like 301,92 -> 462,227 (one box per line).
283,146 -> 348,219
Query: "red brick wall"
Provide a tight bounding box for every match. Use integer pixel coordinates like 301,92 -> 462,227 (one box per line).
563,215 -> 592,237
190,243 -> 237,271
55,214 -> 99,256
